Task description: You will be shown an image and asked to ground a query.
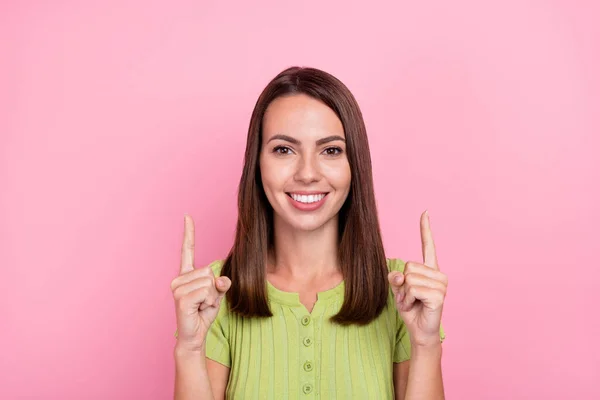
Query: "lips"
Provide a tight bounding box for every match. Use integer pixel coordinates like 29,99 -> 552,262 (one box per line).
286,192 -> 329,211
287,192 -> 327,204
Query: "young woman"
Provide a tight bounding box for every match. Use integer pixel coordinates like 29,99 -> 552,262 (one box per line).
171,67 -> 448,399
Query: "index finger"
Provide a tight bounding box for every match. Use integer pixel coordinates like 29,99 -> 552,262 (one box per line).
420,210 -> 439,270
180,215 -> 195,274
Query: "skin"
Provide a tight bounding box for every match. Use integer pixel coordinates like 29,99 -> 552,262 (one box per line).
259,93 -> 351,312
388,210 -> 448,399
172,216 -> 231,400
260,93 -> 351,233
172,94 -> 448,399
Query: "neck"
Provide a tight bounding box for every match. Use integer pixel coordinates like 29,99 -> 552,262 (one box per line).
269,216 -> 340,281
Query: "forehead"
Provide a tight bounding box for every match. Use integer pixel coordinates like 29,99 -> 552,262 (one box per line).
262,93 -> 344,140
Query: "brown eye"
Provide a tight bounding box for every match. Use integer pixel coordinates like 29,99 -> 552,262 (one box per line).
324,147 -> 342,156
273,146 -> 292,155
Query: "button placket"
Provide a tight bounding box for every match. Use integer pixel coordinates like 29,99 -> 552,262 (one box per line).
300,314 -> 315,397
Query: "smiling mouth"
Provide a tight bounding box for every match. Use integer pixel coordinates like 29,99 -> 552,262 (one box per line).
286,193 -> 328,204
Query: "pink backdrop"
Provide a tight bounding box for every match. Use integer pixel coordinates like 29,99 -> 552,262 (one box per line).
1,1 -> 599,399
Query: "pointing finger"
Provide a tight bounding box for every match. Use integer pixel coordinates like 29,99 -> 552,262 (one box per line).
420,210 -> 439,270
180,215 -> 195,274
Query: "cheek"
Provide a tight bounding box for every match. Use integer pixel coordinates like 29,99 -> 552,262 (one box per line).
259,154 -> 271,189
260,156 -> 287,190
325,161 -> 351,190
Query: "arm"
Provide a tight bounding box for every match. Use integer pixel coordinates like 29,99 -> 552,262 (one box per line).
393,361 -> 409,400
394,344 -> 444,400
172,216 -> 231,400
389,211 -> 448,400
174,345 -> 230,400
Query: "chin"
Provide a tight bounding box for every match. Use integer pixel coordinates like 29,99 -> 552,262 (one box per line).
279,207 -> 339,232
287,217 -> 330,232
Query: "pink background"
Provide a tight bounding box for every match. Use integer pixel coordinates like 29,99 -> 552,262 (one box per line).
1,1 -> 599,399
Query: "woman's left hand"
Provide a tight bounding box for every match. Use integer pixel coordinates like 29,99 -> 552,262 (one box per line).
388,210 -> 448,348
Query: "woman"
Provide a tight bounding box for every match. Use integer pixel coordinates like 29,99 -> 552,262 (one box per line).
171,67 -> 448,399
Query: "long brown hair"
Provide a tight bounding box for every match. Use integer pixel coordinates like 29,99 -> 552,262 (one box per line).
221,66 -> 388,325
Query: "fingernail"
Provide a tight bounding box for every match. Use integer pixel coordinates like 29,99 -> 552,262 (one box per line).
394,275 -> 402,284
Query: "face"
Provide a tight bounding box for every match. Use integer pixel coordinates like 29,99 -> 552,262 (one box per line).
259,93 -> 351,232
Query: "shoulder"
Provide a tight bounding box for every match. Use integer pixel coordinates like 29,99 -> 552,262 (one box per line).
211,258 -> 404,273
207,259 -> 225,276
386,258 -> 406,273
207,260 -> 232,320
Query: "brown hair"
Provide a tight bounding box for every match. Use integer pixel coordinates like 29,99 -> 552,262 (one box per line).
221,66 -> 388,325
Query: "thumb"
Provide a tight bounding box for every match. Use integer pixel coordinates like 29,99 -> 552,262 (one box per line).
215,276 -> 232,295
387,271 -> 404,295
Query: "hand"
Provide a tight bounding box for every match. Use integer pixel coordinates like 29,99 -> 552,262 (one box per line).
388,210 -> 448,348
171,215 -> 231,351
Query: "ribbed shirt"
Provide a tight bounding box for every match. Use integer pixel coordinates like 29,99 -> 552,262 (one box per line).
204,258 -> 445,399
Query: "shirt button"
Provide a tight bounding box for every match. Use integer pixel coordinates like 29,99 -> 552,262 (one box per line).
303,361 -> 314,372
302,383 -> 313,394
303,337 -> 313,347
301,316 -> 311,326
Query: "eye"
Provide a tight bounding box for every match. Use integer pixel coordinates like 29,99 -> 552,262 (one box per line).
323,146 -> 343,156
273,145 -> 293,155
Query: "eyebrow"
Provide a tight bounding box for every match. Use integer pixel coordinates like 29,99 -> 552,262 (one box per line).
267,134 -> 345,146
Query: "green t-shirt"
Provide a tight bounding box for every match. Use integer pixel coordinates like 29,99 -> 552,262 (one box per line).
203,258 -> 445,399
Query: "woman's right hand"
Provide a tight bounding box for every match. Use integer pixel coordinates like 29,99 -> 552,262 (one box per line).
171,215 -> 231,352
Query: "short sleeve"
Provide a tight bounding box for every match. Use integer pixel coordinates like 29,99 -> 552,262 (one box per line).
204,260 -> 232,367
387,258 -> 447,363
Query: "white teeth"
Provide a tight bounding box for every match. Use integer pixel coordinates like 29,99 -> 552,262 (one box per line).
291,193 -> 325,203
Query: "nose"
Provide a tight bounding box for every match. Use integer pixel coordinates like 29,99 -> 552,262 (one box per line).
294,154 -> 321,184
